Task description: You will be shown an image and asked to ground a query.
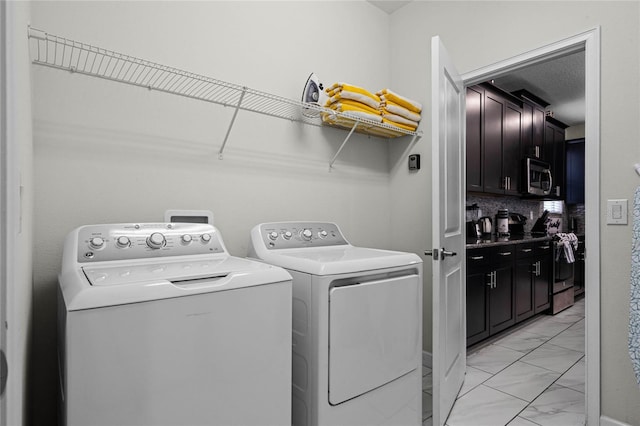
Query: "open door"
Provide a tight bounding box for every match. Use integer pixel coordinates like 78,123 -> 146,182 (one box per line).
430,36 -> 466,426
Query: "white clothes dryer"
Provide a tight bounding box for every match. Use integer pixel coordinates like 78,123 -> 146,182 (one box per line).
249,221 -> 423,426
58,223 -> 292,426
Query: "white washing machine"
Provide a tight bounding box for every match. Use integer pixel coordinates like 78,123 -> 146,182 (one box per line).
249,221 -> 423,426
58,223 -> 292,426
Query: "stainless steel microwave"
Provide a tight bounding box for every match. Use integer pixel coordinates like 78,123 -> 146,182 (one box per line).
523,158 -> 552,196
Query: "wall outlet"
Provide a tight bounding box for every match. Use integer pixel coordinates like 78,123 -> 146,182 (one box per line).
606,199 -> 628,224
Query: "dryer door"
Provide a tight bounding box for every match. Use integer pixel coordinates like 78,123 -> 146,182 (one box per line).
328,274 -> 420,405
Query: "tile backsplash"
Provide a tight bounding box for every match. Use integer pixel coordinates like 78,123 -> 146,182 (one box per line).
466,195 -> 585,235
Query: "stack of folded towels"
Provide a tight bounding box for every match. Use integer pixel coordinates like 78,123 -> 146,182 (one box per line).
376,88 -> 422,132
322,82 -> 383,128
321,82 -> 422,137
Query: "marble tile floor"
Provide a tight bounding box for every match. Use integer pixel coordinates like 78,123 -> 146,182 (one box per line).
422,298 -> 585,426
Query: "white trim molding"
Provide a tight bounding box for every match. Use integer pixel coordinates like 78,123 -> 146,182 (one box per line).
461,27 -> 601,426
600,416 -> 632,426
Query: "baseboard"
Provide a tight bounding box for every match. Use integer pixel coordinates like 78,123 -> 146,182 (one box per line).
422,351 -> 432,368
600,415 -> 632,426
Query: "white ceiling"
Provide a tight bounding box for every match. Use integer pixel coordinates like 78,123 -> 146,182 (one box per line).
367,0 -> 411,14
492,51 -> 586,126
367,1 -> 585,127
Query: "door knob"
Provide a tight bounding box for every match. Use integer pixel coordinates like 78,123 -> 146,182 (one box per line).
441,249 -> 457,257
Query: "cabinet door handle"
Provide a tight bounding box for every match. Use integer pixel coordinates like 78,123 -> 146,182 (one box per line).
498,252 -> 512,256
493,271 -> 497,288
507,176 -> 511,190
470,255 -> 484,260
538,245 -> 550,250
536,261 -> 541,276
521,248 -> 533,253
535,145 -> 540,158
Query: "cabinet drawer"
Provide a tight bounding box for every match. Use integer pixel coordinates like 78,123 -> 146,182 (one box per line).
515,243 -> 535,259
467,250 -> 490,270
467,245 -> 515,269
534,240 -> 552,256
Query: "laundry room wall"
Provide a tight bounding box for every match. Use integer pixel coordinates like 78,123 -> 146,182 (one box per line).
29,1 -> 395,422
387,1 -> 640,425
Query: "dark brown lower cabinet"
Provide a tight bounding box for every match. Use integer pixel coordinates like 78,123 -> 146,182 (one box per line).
466,270 -> 490,346
467,240 -> 551,347
466,245 -> 515,346
515,256 -> 536,322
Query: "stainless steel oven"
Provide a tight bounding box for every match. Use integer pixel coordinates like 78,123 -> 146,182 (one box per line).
551,240 -> 575,314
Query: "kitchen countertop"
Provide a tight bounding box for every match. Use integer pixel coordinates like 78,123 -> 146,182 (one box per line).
466,233 -> 552,249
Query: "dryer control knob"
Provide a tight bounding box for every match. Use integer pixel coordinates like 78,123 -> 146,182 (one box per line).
283,231 -> 293,240
89,237 -> 105,250
181,234 -> 193,244
301,229 -> 313,240
146,232 -> 166,249
268,231 -> 279,241
318,230 -> 328,239
201,233 -> 212,243
115,236 -> 130,248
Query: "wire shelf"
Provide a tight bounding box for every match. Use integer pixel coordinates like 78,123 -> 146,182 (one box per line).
28,27 -> 421,164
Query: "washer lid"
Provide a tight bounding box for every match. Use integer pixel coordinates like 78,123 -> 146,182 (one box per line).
60,255 -> 292,311
256,246 -> 421,275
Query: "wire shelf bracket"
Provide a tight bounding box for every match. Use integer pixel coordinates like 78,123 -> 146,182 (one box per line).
27,26 -> 422,167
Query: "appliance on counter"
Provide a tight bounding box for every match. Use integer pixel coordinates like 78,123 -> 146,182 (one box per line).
495,209 -> 510,236
508,213 -> 528,235
523,157 -> 553,196
477,216 -> 492,236
58,223 -> 293,426
248,221 -> 423,426
551,236 -> 576,314
466,204 -> 481,238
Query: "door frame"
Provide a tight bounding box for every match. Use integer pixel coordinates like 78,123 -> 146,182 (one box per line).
458,28 -> 600,424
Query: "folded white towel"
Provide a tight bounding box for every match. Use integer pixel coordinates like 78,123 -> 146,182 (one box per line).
381,101 -> 422,122
382,112 -> 419,128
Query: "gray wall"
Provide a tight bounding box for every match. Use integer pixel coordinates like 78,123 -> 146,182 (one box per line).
387,1 -> 640,424
29,1 -> 396,423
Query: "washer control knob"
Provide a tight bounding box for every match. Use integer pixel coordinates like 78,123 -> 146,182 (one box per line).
301,229 -> 313,241
115,236 -> 130,248
89,237 -> 105,250
268,231 -> 279,241
146,232 -> 166,249
201,233 -> 212,243
283,231 -> 293,240
318,230 -> 328,239
181,234 -> 193,244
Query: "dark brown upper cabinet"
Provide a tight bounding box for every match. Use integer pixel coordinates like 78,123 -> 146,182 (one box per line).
466,83 -> 522,196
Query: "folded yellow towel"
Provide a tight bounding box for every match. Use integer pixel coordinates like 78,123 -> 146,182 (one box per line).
325,90 -> 381,111
328,100 -> 381,116
381,100 -> 422,122
381,112 -> 419,128
377,89 -> 422,113
327,83 -> 379,102
382,117 -> 418,132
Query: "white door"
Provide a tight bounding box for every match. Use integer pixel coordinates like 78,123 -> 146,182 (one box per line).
430,36 -> 466,426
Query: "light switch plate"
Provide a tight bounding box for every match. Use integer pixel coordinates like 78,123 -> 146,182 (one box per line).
607,199 -> 628,224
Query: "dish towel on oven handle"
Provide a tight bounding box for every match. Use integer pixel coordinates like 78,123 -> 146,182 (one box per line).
631,186 -> 640,387
555,232 -> 578,263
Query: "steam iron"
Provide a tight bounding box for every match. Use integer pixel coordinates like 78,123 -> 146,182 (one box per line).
301,73 -> 326,117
